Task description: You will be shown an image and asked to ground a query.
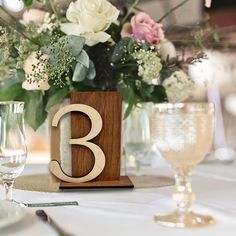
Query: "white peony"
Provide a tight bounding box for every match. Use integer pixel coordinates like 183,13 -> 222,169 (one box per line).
61,0 -> 119,46
162,70 -> 194,102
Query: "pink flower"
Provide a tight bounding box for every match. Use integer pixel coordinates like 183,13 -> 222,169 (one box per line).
22,52 -> 50,91
121,12 -> 164,47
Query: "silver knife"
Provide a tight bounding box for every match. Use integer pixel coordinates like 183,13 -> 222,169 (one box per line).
20,201 -> 79,208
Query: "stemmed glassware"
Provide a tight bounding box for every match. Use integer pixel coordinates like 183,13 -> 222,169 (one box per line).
151,102 -> 215,228
123,105 -> 153,174
0,101 -> 27,205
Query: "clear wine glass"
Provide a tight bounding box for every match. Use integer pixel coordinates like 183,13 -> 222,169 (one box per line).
0,101 -> 27,202
151,102 -> 215,228
123,105 -> 153,174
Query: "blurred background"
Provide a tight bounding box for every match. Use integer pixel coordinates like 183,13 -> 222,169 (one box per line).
0,0 -> 236,164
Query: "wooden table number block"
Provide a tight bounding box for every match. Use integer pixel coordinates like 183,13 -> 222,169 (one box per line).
49,92 -> 133,188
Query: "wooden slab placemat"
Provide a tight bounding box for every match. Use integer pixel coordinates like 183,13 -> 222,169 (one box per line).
13,174 -> 174,192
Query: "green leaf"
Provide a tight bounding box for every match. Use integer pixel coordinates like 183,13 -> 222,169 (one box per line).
24,91 -> 47,131
64,36 -> 85,57
72,62 -> 88,82
23,0 -> 33,7
87,60 -> 96,80
72,49 -> 95,82
16,69 -> 26,82
111,38 -> 132,63
150,85 -> 168,103
77,50 -> 89,68
45,87 -> 68,111
138,83 -> 155,101
106,23 -> 122,43
123,88 -> 136,119
0,78 -> 23,101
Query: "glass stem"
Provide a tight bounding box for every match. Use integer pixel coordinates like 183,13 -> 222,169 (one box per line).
3,179 -> 14,201
173,168 -> 195,214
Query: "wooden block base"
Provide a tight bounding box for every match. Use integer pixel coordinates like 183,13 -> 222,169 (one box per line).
59,176 -> 134,189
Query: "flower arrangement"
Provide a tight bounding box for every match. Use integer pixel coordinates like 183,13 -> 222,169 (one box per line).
0,0 -> 211,130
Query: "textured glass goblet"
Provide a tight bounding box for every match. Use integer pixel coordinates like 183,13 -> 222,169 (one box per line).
0,102 -> 27,202
152,103 -> 215,228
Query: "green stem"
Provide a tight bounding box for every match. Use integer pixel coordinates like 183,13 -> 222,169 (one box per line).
47,0 -> 59,19
157,0 -> 190,23
121,0 -> 140,25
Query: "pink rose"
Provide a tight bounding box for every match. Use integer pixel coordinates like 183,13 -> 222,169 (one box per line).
121,12 -> 164,47
22,52 -> 50,91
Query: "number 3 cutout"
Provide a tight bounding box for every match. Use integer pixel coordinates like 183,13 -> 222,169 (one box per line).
49,104 -> 106,183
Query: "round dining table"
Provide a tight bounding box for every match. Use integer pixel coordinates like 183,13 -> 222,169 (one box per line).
0,153 -> 236,236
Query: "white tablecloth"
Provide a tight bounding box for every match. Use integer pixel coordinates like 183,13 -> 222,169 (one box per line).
1,160 -> 236,236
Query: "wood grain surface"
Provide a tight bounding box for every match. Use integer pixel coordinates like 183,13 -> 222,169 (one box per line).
70,92 -> 122,181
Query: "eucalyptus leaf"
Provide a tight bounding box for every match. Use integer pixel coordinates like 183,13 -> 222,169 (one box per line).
60,35 -> 85,57
77,50 -> 89,68
86,60 -> 96,80
45,87 -> 68,111
72,62 -> 88,82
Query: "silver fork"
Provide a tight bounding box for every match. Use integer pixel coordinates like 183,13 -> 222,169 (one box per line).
36,209 -> 75,236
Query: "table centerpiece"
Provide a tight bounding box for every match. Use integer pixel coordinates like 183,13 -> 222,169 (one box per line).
0,0 -> 217,186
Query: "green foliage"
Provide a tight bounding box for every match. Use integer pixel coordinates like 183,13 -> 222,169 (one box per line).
0,77 -> 24,101
23,91 -> 47,131
16,69 -> 26,82
72,50 -> 96,82
45,87 -> 68,111
23,0 -> 33,7
106,23 -> 122,43
89,43 -> 116,91
43,36 -> 91,87
111,38 -> 132,63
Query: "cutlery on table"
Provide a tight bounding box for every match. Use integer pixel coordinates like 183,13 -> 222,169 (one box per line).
36,209 -> 74,236
19,201 -> 79,208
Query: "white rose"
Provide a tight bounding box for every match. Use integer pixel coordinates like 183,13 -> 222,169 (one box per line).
23,52 -> 50,91
61,0 -> 119,46
21,9 -> 47,25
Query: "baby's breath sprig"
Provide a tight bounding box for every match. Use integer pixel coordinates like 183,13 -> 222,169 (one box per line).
45,38 -> 76,88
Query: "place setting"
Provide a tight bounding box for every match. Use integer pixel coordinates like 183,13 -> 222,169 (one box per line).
0,0 -> 236,235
